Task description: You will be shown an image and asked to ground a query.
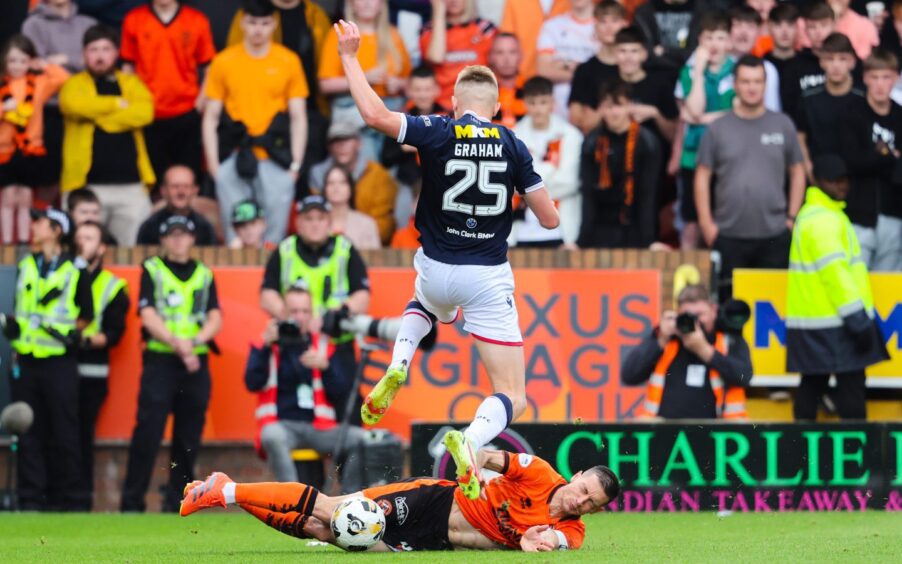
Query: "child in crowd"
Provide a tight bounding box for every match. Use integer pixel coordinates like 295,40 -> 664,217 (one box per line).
512,76 -> 583,248
578,80 -> 661,249
568,0 -> 626,134
766,3 -> 801,112
671,13 -> 734,249
0,34 -> 67,244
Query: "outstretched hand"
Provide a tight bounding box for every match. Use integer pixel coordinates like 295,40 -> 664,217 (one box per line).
520,525 -> 555,552
335,19 -> 360,58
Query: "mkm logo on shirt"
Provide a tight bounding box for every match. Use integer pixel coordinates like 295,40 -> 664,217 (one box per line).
455,125 -> 500,139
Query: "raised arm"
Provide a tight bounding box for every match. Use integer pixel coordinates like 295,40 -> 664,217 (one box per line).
336,20 -> 403,139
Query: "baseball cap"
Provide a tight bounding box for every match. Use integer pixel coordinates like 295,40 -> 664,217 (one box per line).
812,155 -> 848,181
30,207 -> 72,236
296,194 -> 332,214
327,119 -> 362,142
159,215 -> 197,237
231,199 -> 264,225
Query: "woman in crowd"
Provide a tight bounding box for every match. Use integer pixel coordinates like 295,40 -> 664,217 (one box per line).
319,0 -> 411,157
323,164 -> 381,250
421,0 -> 496,108
0,34 -> 67,244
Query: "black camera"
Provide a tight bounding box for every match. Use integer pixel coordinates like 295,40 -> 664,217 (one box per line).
277,320 -> 311,348
676,312 -> 698,334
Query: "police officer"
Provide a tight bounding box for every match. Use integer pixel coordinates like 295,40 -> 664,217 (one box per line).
73,220 -> 130,510
1,207 -> 93,511
121,215 -> 222,512
788,155 -> 890,421
259,195 -> 370,416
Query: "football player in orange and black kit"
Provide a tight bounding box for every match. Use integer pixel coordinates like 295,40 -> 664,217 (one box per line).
179,451 -> 620,552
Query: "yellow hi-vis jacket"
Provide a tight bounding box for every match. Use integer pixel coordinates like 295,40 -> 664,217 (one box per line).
786,186 -> 888,373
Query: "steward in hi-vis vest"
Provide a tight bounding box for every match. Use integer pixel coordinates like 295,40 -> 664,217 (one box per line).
621,284 -> 753,420
121,215 -> 222,513
72,220 -> 130,510
1,207 -> 93,511
260,195 -> 371,424
787,155 -> 889,421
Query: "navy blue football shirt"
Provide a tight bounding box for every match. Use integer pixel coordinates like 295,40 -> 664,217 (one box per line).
398,111 -> 544,265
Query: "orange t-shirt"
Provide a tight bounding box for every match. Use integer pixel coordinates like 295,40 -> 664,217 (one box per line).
390,218 -> 420,249
120,5 -> 216,119
318,26 -> 411,97
500,0 -> 571,77
496,76 -> 526,128
420,19 -> 497,108
206,43 -> 309,158
455,453 -> 586,550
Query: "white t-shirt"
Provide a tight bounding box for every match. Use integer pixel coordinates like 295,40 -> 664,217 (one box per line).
537,14 -> 599,117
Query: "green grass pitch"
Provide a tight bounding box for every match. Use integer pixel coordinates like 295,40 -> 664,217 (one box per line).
2,511 -> 901,562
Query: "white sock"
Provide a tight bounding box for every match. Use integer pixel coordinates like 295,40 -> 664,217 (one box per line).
222,482 -> 236,505
463,395 -> 511,451
390,310 -> 433,367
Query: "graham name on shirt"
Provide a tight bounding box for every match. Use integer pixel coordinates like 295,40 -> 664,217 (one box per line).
454,143 -> 503,158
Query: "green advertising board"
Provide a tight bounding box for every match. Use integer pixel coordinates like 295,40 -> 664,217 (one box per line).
411,423 -> 902,512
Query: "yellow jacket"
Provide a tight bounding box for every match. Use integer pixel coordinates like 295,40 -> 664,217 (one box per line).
59,71 -> 155,192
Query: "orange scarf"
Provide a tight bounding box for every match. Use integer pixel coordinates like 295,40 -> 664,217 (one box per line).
0,70 -> 46,162
595,121 -> 639,225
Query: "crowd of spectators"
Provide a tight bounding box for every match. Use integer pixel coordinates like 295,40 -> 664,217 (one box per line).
0,0 -> 900,280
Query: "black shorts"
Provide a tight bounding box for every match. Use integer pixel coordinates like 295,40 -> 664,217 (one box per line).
362,478 -> 456,551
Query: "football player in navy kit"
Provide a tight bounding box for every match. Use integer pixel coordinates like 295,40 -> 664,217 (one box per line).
335,20 -> 560,501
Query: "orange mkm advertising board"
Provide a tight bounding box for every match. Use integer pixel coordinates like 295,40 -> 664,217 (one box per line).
99,267 -> 659,442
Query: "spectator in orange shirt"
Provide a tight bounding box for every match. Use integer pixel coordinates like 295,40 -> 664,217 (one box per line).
319,0 -> 411,159
203,0 -> 309,245
225,0 -> 333,181
0,34 -> 68,244
500,0 -> 571,77
421,0 -> 497,108
121,0 -> 216,185
488,33 -> 526,128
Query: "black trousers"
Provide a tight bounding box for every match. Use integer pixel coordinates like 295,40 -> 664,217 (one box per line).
78,376 -> 108,510
793,371 -> 867,421
121,352 -> 211,512
11,353 -> 83,511
144,110 -> 203,187
713,230 -> 791,299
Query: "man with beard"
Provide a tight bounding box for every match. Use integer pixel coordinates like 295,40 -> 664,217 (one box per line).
59,24 -> 155,246
72,220 -> 129,510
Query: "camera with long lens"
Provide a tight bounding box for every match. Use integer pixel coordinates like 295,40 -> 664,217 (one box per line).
323,313 -> 439,351
277,320 -> 311,348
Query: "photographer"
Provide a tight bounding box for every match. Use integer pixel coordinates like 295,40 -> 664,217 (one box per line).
246,286 -> 366,493
621,285 -> 752,420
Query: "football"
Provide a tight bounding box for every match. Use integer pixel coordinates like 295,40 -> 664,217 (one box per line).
330,496 -> 386,551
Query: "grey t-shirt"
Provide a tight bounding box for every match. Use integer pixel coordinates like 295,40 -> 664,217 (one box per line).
696,110 -> 803,238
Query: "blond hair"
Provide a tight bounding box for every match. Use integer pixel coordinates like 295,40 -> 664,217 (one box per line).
345,0 -> 402,73
454,65 -> 499,109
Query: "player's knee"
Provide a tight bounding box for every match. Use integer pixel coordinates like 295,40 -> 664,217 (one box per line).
508,393 -> 527,421
260,422 -> 289,452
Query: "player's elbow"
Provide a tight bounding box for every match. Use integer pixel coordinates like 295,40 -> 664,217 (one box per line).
539,210 -> 560,230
